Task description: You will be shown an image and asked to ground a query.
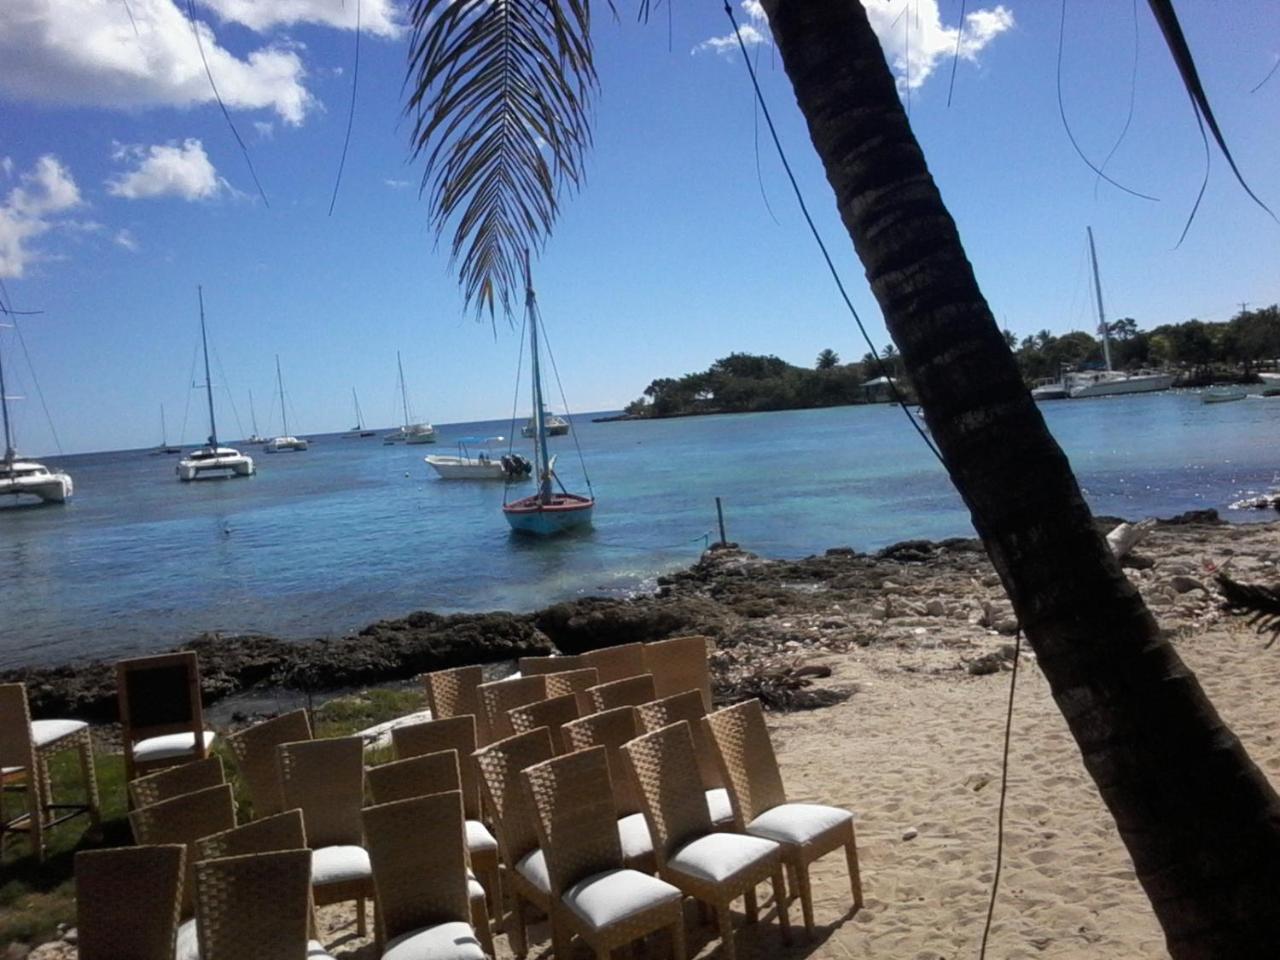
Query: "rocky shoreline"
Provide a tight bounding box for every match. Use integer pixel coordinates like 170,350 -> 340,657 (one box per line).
5,510 -> 1275,723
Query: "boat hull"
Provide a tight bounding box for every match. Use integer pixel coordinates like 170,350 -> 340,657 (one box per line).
503,494 -> 594,536
264,437 -> 309,452
1202,388 -> 1247,404
1067,373 -> 1175,398
177,449 -> 255,481
0,473 -> 73,504
426,455 -> 508,480
1030,383 -> 1069,401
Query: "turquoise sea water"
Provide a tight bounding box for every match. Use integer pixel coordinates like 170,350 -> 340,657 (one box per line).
1,392 -> 1277,667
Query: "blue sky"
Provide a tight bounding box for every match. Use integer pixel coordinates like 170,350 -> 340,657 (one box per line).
1,0 -> 1277,455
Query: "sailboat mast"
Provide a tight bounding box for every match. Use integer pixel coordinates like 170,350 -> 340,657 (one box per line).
1087,227 -> 1113,372
160,404 -> 168,445
352,387 -> 362,428
0,327 -> 14,463
397,351 -> 411,429
198,286 -> 219,448
249,391 -> 260,436
526,282 -> 552,504
275,354 -> 289,436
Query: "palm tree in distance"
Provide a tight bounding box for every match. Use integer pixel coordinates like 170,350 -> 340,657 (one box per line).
815,348 -> 840,370
403,1 -> 1280,953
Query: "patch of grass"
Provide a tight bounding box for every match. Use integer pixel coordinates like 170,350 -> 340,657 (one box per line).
311,686 -> 426,738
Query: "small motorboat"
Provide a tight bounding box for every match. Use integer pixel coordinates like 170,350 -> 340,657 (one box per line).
521,407 -> 569,438
426,437 -> 532,481
1202,386 -> 1247,404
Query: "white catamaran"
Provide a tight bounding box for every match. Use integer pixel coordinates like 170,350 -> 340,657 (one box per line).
263,355 -> 308,452
176,288 -> 255,482
0,320 -> 72,504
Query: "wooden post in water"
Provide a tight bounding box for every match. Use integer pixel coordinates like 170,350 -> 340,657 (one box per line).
715,497 -> 727,546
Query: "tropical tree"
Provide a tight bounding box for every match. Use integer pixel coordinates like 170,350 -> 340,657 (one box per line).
816,347 -> 840,369
404,0 -> 1280,952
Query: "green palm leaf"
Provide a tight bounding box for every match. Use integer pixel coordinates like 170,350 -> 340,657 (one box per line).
405,0 -> 599,317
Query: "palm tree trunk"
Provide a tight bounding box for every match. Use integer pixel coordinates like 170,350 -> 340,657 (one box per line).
760,1 -> 1280,955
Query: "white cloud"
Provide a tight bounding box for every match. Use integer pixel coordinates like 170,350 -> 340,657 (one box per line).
0,0 -> 313,124
114,228 -> 140,251
107,139 -> 223,201
253,121 -> 275,139
0,155 -> 82,279
199,0 -> 402,39
694,0 -> 1014,92
384,179 -> 412,189
0,157 -> 13,179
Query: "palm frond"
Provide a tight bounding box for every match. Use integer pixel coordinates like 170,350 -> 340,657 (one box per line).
405,0 -> 598,317
1216,573 -> 1280,648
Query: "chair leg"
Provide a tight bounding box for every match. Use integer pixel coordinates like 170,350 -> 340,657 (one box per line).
77,737 -> 101,825
771,867 -> 791,945
845,833 -> 864,910
356,897 -> 368,937
472,896 -> 496,958
716,903 -> 736,960
27,774 -> 45,863
794,861 -> 815,938
550,912 -> 571,960
744,886 -> 759,924
670,919 -> 687,960
784,862 -> 800,904
509,893 -> 529,959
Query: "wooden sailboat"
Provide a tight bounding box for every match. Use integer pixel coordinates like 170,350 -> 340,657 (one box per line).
502,271 -> 593,536
263,355 -> 308,452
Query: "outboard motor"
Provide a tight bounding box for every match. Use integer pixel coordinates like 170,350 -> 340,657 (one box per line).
502,454 -> 532,479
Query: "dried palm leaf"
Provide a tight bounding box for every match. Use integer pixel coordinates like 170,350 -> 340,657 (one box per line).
1216,573 -> 1280,648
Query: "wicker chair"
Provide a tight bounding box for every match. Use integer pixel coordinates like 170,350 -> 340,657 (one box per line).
116,652 -> 216,784
586,674 -> 657,713
637,690 -> 733,828
193,849 -> 336,960
517,654 -> 588,676
196,808 -> 307,861
76,844 -> 186,960
363,791 -> 486,960
581,643 -> 647,685
277,736 -> 374,939
644,635 -> 714,709
390,716 -> 500,915
0,682 -> 100,861
704,699 -> 863,935
561,706 -> 654,873
128,782 -> 238,959
542,667 -> 600,716
129,755 -> 224,809
478,675 -> 547,744
420,664 -> 485,739
508,693 -> 580,754
522,745 -> 686,960
473,727 -> 555,958
224,709 -> 312,818
622,721 -> 790,960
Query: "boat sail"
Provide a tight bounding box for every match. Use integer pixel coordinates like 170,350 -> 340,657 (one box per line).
383,351 -> 436,445
263,355 -> 308,452
176,288 -> 255,482
247,390 -> 265,444
503,270 -> 593,536
0,318 -> 72,504
344,388 -> 376,438
151,404 -> 180,455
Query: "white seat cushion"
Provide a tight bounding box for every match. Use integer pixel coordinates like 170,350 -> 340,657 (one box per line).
467,875 -> 485,901
134,731 -> 217,764
306,942 -> 337,959
465,819 -> 497,853
311,845 -> 371,887
667,832 -> 779,885
563,868 -> 681,932
746,803 -> 852,846
383,921 -> 486,960
706,787 -> 733,824
31,719 -> 86,748
617,812 -> 653,862
175,917 -> 199,960
515,847 -> 551,894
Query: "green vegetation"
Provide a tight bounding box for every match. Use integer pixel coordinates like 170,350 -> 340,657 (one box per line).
0,686 -> 427,950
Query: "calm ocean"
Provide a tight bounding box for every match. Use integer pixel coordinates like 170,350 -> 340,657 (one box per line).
1,393 -> 1276,667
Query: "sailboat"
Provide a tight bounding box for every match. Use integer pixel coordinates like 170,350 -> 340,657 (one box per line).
151,405 -> 180,455
503,271 -> 593,535
247,390 -> 266,444
176,288 -> 255,482
0,319 -> 72,504
1064,228 -> 1174,399
263,355 -> 308,452
382,352 -> 436,444
344,388 -> 376,438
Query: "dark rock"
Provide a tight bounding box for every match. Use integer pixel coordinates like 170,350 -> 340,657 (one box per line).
1169,575 -> 1207,594
1157,509 -> 1222,526
1121,553 -> 1155,570
533,596 -> 727,653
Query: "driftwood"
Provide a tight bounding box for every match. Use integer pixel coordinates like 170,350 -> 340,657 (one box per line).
1217,573 -> 1280,648
1107,519 -> 1156,560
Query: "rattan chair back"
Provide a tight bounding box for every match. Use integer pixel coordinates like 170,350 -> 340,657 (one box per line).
518,654 -> 588,676
703,699 -> 787,824
367,749 -> 461,805
581,642 -> 647,684
277,736 -> 364,849
637,689 -> 724,791
473,727 -> 554,868
587,673 -> 657,713
129,755 -> 224,808
542,666 -> 601,715
129,783 -> 236,917
562,706 -> 643,816
391,715 -> 480,819
223,709 -> 312,818
644,634 -> 714,708
421,664 -> 483,723
621,722 -> 713,870
0,683 -> 36,773
76,844 -> 186,960
521,746 -> 623,900
116,652 -> 207,775
508,693 -> 579,754
478,675 -> 548,743
196,808 -> 307,861
363,791 -> 472,944
194,849 -> 312,960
